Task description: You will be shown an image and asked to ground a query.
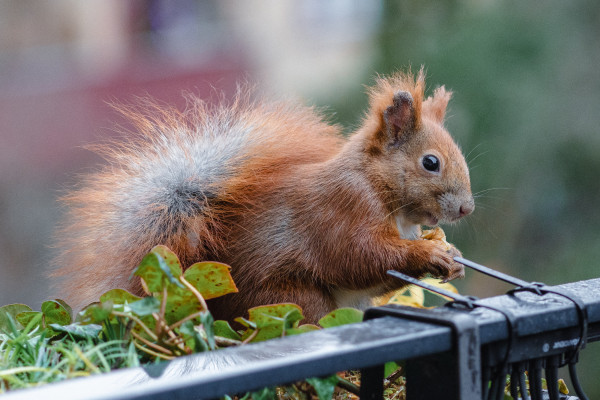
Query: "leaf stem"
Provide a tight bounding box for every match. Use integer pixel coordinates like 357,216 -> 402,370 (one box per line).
140,278 -> 150,296
179,276 -> 208,311
152,312 -> 188,353
163,335 -> 185,347
112,311 -> 158,341
131,330 -> 174,356
169,311 -> 204,330
215,336 -> 242,347
132,339 -> 174,361
159,286 -> 168,322
242,329 -> 259,344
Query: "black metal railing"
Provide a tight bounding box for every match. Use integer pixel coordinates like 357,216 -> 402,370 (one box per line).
364,258 -> 595,400
3,260 -> 600,400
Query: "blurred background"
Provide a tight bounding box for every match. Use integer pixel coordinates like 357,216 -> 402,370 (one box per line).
1,0 -> 599,395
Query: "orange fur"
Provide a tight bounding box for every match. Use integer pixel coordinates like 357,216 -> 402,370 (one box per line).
54,70 -> 474,323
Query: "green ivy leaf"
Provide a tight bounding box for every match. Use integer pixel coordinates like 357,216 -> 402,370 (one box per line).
247,304 -> 304,324
0,304 -> 32,332
234,317 -> 256,330
201,312 -> 216,350
133,245 -> 184,293
183,262 -> 238,300
163,285 -> 203,326
281,309 -> 304,330
100,289 -> 142,305
42,299 -> 72,326
318,308 -> 363,328
179,320 -> 208,353
54,299 -> 73,320
384,361 -> 401,378
15,311 -> 43,331
151,245 -> 184,277
306,375 -> 340,400
48,323 -> 103,340
213,320 -> 242,341
161,261 -> 235,326
127,297 -> 161,316
77,301 -> 113,324
242,304 -> 304,342
285,324 -> 321,336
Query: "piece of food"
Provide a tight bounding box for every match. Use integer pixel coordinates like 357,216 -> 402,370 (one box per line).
420,226 -> 452,251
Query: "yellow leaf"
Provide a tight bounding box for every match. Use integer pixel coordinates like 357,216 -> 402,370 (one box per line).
387,285 -> 425,308
375,276 -> 461,308
406,285 -> 425,305
558,379 -> 569,395
387,295 -> 425,308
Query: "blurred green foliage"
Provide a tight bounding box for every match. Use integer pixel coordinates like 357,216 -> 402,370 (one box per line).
329,1 -> 600,396
378,0 -> 600,283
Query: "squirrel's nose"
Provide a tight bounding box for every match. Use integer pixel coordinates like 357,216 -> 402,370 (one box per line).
459,199 -> 475,217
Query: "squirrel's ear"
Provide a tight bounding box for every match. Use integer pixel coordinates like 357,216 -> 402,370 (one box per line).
383,91 -> 416,144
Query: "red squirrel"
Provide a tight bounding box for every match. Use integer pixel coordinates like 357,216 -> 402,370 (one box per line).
54,69 -> 474,323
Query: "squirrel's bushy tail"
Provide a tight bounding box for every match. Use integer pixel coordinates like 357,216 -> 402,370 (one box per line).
54,95 -> 253,304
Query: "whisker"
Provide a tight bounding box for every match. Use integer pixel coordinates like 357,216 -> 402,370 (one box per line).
473,195 -> 508,202
405,204 -> 425,218
472,187 -> 511,196
465,143 -> 484,162
384,202 -> 414,219
467,149 -> 490,165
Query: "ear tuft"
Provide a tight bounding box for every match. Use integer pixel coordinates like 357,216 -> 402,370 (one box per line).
384,91 -> 416,141
364,68 -> 425,150
424,86 -> 452,124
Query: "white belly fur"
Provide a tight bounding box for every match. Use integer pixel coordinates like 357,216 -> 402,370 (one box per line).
395,214 -> 421,240
332,287 -> 383,310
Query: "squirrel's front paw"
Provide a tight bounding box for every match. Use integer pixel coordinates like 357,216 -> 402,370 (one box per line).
421,240 -> 465,282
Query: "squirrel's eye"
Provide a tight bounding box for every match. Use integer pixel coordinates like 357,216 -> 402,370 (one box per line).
422,155 -> 440,173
